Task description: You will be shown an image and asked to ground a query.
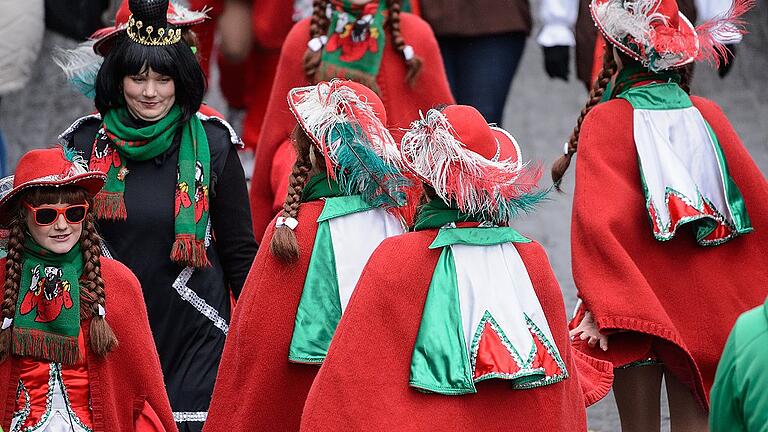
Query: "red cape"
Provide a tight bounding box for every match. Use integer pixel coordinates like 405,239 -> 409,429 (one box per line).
248,13 -> 455,240
300,230 -> 611,431
571,96 -> 768,408
204,201 -> 325,432
0,258 -> 176,431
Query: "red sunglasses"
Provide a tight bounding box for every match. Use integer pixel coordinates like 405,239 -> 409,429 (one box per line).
24,203 -> 89,226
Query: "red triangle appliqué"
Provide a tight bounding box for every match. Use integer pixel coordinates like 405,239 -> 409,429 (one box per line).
473,321 -> 520,379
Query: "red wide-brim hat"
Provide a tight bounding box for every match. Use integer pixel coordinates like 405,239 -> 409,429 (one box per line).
287,80 -> 401,168
591,0 -> 753,72
400,105 -> 542,219
0,147 -> 106,226
91,0 -> 209,56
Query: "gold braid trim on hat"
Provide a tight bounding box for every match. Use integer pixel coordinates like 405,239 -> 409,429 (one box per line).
126,15 -> 182,46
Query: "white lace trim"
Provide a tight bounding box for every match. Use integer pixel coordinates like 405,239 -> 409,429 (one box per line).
173,411 -> 208,422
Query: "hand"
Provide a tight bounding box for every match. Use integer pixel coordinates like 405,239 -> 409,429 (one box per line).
543,46 -> 570,81
569,311 -> 608,351
718,44 -> 737,78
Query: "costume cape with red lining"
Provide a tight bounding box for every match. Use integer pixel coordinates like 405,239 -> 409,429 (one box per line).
299,229 -> 612,431
203,201 -> 325,432
570,95 -> 768,408
248,13 -> 454,239
0,258 -> 176,431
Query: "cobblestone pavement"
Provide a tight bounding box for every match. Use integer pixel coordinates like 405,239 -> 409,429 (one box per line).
0,3 -> 765,431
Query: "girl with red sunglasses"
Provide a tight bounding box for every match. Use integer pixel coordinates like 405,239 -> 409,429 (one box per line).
0,146 -> 175,431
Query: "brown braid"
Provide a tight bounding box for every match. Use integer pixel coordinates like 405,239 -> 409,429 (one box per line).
270,126 -> 314,263
79,212 -> 118,356
678,64 -> 693,94
303,0 -> 330,81
0,215 -> 26,362
386,0 -> 422,86
551,43 -> 617,189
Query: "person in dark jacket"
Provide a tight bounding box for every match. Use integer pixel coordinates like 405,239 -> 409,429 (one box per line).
59,1 -> 257,430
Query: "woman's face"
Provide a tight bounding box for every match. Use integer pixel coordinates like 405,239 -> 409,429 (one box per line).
122,68 -> 176,121
25,202 -> 84,254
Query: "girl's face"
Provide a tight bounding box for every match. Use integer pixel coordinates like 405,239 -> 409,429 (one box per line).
25,202 -> 85,254
122,68 -> 176,122
349,0 -> 373,4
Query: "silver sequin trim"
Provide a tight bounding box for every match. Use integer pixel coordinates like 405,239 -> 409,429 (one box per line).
173,411 -> 208,423
172,266 -> 229,334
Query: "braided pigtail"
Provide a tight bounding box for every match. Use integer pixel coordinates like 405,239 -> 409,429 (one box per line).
0,215 -> 25,362
551,43 -> 617,189
386,0 -> 422,86
270,126 -> 314,263
79,212 -> 117,356
304,0 -> 330,81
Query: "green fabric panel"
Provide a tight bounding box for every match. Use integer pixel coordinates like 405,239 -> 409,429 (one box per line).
618,83 -> 692,110
409,247 -> 475,394
317,195 -> 373,222
288,220 -> 341,363
703,121 -> 753,235
429,227 -> 531,249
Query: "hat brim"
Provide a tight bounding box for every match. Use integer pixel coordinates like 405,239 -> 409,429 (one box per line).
0,172 -> 106,226
287,85 -> 326,151
91,14 -> 208,57
591,0 -> 698,69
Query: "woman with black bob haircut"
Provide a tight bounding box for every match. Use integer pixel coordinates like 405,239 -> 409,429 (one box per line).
60,0 -> 258,430
94,23 -> 205,123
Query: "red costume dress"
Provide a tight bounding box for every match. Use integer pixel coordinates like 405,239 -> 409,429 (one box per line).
248,12 -> 454,239
570,93 -> 768,408
1,258 -> 176,431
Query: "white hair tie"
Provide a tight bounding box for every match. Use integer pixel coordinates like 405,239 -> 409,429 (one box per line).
1,317 -> 12,330
563,142 -> 569,155
402,45 -> 414,61
276,217 -> 299,230
307,36 -> 328,52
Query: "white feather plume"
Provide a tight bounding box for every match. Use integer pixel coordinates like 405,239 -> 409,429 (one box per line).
53,40 -> 103,98
288,81 -> 401,167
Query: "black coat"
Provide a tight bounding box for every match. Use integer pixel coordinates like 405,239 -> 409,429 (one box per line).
61,111 -> 258,432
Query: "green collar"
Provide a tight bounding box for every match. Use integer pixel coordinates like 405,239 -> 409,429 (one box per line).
302,174 -> 346,203
413,199 -> 479,231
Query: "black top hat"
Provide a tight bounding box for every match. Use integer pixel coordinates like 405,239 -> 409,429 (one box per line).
126,0 -> 181,47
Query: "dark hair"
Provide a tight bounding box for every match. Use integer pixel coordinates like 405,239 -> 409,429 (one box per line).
304,0 -> 422,88
94,34 -> 206,122
0,186 -> 118,362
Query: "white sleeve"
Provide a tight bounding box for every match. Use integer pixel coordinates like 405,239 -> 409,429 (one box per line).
536,0 -> 578,47
694,0 -> 742,44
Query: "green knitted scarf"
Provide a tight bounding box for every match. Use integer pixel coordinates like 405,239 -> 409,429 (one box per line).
13,238 -> 82,364
319,0 -> 387,92
89,105 -> 211,268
